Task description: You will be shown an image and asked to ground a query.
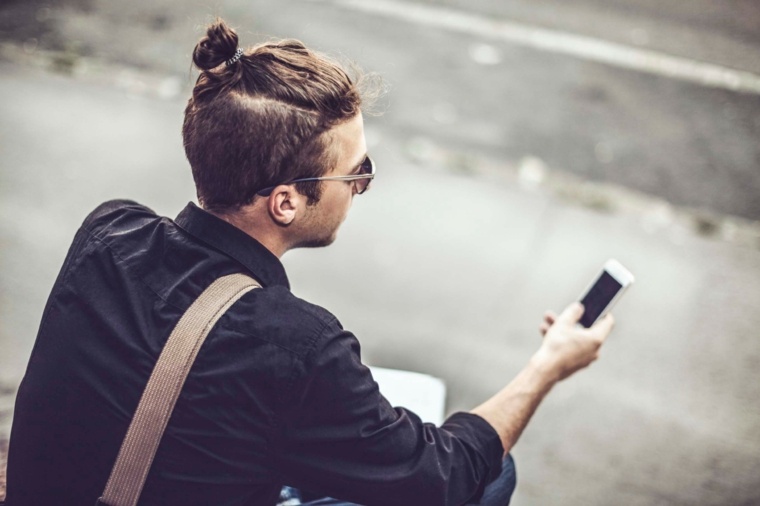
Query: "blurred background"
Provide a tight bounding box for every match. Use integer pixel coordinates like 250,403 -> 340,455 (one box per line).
1,0 -> 759,504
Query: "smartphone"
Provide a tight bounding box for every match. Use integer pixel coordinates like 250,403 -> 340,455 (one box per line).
577,259 -> 635,328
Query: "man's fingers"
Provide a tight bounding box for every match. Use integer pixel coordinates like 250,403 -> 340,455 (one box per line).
590,314 -> 615,341
539,310 -> 558,337
543,311 -> 557,325
557,302 -> 584,325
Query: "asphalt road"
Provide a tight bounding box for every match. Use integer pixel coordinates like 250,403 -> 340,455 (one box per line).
1,1 -> 760,505
2,0 -> 759,220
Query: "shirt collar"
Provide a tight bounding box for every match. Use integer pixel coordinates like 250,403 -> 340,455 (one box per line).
174,202 -> 290,290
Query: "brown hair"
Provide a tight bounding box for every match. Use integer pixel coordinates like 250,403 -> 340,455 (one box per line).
183,18 -> 369,212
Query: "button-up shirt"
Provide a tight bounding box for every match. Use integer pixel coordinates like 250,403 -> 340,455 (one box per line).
7,200 -> 503,506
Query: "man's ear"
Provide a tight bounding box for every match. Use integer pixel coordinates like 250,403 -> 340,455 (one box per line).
267,185 -> 305,227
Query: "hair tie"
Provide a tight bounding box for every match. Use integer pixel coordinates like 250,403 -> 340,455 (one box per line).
226,48 -> 244,66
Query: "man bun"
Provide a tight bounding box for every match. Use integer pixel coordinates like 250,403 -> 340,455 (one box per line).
192,18 -> 240,71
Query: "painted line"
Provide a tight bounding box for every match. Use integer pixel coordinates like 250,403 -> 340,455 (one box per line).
330,0 -> 760,95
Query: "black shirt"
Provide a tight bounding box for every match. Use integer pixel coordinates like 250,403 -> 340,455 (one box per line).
6,200 -> 503,506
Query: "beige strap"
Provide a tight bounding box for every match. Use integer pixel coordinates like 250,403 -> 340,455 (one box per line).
98,273 -> 261,506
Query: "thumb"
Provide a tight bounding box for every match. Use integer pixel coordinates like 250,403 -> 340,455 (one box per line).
557,302 -> 584,325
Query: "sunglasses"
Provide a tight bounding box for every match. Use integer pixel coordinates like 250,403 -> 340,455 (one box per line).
256,155 -> 376,197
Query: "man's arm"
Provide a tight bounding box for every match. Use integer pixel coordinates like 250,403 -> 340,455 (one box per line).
471,302 -> 614,453
277,319 -> 505,506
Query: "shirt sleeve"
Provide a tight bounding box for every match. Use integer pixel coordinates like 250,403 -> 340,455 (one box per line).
275,320 -> 504,506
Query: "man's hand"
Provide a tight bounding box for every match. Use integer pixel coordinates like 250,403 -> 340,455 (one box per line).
533,302 -> 614,382
471,302 -> 616,454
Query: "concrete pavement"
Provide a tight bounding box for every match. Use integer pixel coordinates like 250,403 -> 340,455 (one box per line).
1,59 -> 759,504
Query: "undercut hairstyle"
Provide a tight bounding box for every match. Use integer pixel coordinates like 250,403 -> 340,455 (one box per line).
183,18 -> 373,212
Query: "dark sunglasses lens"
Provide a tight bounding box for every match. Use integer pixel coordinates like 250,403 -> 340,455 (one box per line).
356,157 -> 374,194
359,156 -> 374,175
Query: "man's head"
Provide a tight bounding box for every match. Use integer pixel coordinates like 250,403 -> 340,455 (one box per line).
182,18 -> 368,215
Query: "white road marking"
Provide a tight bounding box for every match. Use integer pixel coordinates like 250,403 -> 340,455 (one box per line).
330,0 -> 760,95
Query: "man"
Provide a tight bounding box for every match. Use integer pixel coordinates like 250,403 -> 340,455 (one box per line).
5,19 -> 613,506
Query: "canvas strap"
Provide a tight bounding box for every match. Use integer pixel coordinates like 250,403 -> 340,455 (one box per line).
97,273 -> 261,506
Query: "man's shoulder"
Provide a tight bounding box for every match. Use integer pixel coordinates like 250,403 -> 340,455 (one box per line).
224,285 -> 345,359
81,199 -> 158,234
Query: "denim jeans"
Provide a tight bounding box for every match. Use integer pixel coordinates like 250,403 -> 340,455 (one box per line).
277,454 -> 516,506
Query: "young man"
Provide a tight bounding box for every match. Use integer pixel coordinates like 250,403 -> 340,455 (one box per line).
5,19 -> 612,506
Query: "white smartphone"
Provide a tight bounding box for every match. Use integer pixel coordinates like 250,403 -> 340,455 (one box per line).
577,259 -> 635,328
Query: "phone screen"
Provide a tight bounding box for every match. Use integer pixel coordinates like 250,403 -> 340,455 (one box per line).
579,271 -> 622,328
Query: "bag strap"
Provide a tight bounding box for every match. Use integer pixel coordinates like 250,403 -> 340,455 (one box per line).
97,273 -> 261,506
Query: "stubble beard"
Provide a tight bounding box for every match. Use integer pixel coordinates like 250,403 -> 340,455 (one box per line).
291,209 -> 341,249
293,232 -> 337,249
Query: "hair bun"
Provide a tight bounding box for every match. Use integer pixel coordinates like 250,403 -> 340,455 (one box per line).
192,18 -> 240,71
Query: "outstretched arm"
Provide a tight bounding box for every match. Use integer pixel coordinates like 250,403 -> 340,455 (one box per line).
471,302 -> 615,453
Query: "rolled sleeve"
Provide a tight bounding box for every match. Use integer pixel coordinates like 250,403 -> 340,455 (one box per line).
275,320 -> 504,506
